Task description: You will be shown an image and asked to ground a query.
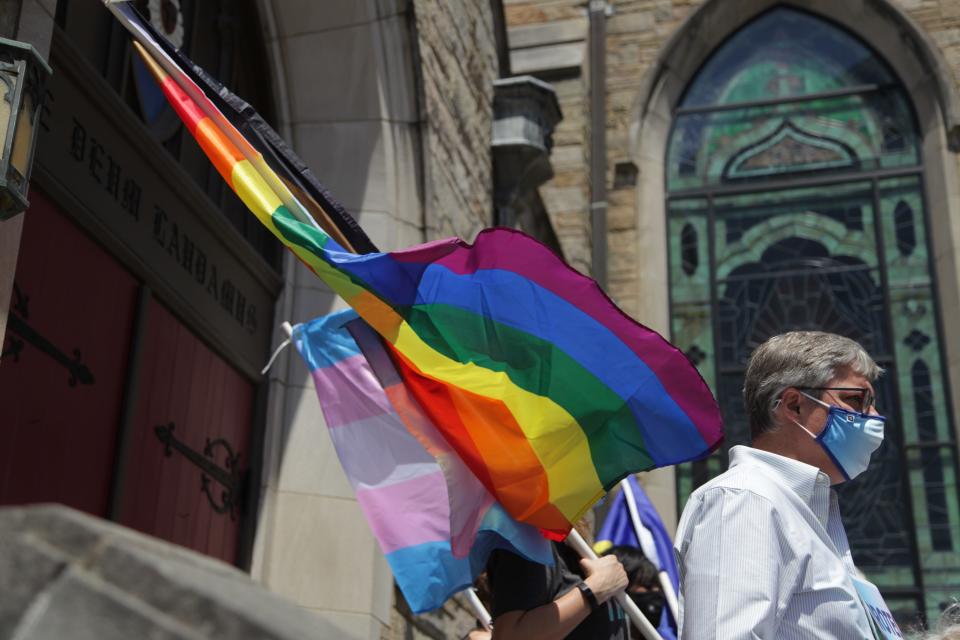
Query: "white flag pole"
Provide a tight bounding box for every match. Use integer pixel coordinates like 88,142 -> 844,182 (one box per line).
566,528 -> 663,640
619,478 -> 680,623
462,588 -> 493,631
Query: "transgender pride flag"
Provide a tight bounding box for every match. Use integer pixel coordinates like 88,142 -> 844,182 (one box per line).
293,310 -> 552,613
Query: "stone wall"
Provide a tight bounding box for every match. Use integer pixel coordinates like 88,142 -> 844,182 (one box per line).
506,1 -> 592,275
414,0 -> 500,241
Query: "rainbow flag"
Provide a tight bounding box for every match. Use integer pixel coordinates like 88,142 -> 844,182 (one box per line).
108,2 -> 723,540
295,310 -> 552,612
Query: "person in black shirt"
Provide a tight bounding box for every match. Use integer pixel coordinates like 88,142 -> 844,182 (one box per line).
486,527 -> 630,640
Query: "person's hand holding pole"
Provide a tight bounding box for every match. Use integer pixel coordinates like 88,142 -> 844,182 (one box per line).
566,528 -> 664,640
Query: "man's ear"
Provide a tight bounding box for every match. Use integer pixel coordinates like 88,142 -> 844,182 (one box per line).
779,388 -> 802,417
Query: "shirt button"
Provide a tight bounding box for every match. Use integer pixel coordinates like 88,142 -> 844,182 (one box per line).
816,475 -> 829,485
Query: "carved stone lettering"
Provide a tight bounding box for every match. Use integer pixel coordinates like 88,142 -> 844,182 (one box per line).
181,235 -> 195,275
106,157 -> 121,199
121,179 -> 141,220
69,118 -> 85,161
195,251 -> 208,287
205,263 -> 217,298
166,222 -> 181,262
88,138 -> 105,185
152,206 -> 167,247
220,280 -> 235,314
39,46 -> 276,375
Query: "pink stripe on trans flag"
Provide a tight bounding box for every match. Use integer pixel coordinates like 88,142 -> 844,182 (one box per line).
384,382 -> 493,558
355,471 -> 450,554
301,313 -> 495,558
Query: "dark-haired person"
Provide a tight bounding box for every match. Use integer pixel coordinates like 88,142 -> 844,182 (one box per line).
606,545 -> 666,632
675,331 -> 902,639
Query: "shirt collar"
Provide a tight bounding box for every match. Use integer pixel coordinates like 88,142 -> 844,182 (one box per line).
729,445 -> 833,522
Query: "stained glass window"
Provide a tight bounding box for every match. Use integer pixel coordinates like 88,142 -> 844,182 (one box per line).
666,7 -> 960,625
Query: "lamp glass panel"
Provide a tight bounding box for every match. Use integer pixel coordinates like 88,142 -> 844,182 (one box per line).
10,88 -> 33,179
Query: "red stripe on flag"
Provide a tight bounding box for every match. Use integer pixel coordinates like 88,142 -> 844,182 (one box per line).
389,346 -> 570,538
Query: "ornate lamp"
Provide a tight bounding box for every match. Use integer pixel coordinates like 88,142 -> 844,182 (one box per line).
0,37 -> 51,220
492,75 -> 562,228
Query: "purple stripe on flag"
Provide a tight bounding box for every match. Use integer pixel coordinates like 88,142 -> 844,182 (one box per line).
310,354 -> 394,427
356,470 -> 450,554
423,230 -> 718,440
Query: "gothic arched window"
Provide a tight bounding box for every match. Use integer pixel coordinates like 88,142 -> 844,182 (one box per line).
666,7 -> 960,624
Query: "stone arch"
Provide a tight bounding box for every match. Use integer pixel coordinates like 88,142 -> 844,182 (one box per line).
628,0 -> 960,441
631,0 -> 960,153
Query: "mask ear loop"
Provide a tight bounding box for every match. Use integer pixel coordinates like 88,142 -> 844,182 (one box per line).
776,393 -> 820,439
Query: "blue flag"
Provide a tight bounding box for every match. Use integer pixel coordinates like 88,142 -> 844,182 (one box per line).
596,475 -> 679,639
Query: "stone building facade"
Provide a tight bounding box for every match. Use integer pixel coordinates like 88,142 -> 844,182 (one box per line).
0,1 -> 553,639
507,0 -> 960,625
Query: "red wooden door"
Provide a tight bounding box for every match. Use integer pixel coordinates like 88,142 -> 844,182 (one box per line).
117,299 -> 254,564
0,189 -> 139,515
1,189 -> 257,565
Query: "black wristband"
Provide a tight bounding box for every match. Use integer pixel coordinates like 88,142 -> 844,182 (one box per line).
576,581 -> 600,611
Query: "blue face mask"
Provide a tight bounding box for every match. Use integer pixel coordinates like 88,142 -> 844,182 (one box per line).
791,392 -> 886,482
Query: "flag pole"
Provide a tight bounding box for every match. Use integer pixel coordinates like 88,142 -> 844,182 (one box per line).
566,528 -> 663,640
462,588 -> 493,631
619,478 -> 680,623
104,1 -> 325,234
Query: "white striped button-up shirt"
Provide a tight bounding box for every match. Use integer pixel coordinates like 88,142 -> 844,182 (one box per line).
674,445 -> 875,639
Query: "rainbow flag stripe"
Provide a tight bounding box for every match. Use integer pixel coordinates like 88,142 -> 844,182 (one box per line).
122,9 -> 723,539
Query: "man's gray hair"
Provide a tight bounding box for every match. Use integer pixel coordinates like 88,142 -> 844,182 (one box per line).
743,331 -> 883,439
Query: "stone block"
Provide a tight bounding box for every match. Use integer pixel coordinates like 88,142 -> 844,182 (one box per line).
15,0 -> 53,57
375,0 -> 412,19
293,121 -> 388,214
505,4 -> 550,26
309,608 -> 385,640
374,15 -> 421,125
0,537 -> 65,637
272,1 -> 377,39
290,282 -> 342,327
540,184 -> 587,213
283,20 -> 414,124
0,505 -> 341,639
511,42 -> 586,74
15,569 -> 195,640
508,17 -> 587,48
14,503 -> 104,559
608,10 -> 656,34
549,145 -> 587,171
263,492 -> 385,616
354,210 -> 398,253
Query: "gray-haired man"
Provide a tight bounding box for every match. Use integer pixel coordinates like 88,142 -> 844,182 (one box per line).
674,331 -> 903,640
